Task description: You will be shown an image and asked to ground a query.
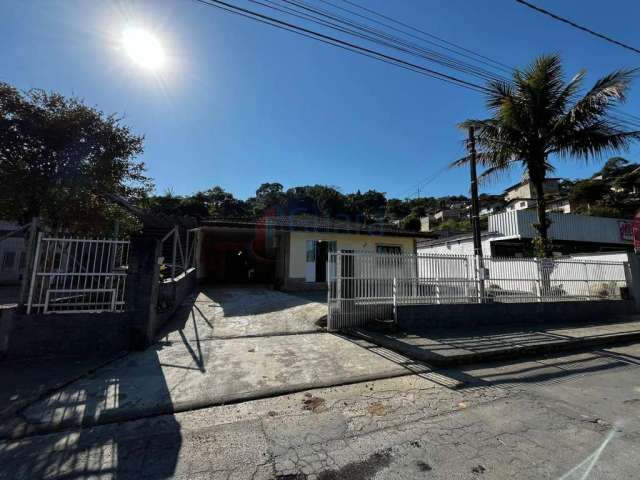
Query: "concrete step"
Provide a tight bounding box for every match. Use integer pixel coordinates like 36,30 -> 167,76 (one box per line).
348,321 -> 640,367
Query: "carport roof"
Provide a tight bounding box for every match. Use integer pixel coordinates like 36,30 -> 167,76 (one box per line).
199,215 -> 435,238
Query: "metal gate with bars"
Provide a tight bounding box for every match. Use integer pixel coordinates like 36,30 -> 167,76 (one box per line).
327,251 -> 630,330
26,235 -> 130,314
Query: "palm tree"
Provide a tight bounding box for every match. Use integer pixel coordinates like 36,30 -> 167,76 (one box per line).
455,54 -> 640,255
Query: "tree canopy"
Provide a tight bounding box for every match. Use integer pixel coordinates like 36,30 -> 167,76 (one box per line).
0,82 -> 151,233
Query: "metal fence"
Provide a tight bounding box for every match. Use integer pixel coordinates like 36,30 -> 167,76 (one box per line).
159,226 -> 197,282
327,251 -> 629,330
27,235 -> 130,314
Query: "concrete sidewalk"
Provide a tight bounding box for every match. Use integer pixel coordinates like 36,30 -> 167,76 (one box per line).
0,353 -> 126,423
350,319 -> 640,366
1,331 -> 429,439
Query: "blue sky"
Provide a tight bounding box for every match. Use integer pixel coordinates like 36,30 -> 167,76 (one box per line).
2,0 -> 639,200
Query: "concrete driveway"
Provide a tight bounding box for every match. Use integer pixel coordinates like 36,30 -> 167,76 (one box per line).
3,287 -> 422,438
158,286 -> 327,340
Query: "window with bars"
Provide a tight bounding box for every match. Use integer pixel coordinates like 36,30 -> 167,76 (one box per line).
376,245 -> 402,255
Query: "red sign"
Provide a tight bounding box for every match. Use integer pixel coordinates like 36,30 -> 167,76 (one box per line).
619,220 -> 634,241
634,214 -> 640,252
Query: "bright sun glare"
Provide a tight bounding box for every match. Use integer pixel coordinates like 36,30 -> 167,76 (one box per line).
122,28 -> 165,71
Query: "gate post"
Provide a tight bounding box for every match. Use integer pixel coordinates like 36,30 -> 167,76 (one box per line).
19,218 -> 39,310
126,237 -> 162,349
626,252 -> 640,312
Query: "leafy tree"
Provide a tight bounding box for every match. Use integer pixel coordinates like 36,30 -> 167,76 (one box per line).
252,182 -> 285,216
599,156 -> 632,179
569,179 -> 609,208
454,55 -> 640,255
0,82 -> 150,233
385,198 -> 411,221
205,186 -> 248,218
346,190 -> 387,223
400,214 -> 421,232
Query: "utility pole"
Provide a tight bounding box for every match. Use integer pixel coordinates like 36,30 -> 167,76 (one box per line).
468,126 -> 485,301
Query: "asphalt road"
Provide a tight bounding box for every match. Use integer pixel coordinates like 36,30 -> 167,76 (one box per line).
2,342 -> 639,479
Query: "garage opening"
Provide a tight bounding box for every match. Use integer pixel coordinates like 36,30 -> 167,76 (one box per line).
199,226 -> 277,284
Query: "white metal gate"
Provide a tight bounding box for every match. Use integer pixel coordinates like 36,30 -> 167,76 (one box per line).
327,251 -> 629,331
27,235 -> 130,314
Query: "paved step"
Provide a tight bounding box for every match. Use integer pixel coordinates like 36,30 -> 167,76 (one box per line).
348,320 -> 640,366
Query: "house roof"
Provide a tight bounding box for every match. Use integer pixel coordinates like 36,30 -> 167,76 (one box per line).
200,215 -> 435,238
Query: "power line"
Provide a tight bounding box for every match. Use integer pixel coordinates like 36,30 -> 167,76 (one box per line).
263,0 -> 510,84
515,0 -> 640,55
193,0 -> 490,93
339,0 -> 514,73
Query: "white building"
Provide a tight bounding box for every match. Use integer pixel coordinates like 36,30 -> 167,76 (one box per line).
417,210 -> 634,258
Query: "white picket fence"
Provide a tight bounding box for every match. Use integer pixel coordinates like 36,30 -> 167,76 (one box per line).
327,251 -> 629,330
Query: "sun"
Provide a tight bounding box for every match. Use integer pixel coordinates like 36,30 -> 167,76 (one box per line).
122,27 -> 165,71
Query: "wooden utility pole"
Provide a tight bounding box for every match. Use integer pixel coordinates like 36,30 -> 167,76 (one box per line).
468,127 -> 485,301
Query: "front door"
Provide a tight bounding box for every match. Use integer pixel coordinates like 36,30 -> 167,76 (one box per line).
305,240 -> 337,283
315,241 -> 329,283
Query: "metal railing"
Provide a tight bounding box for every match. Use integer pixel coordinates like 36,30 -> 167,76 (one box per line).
26,235 -> 129,314
159,226 -> 197,282
327,251 -> 629,330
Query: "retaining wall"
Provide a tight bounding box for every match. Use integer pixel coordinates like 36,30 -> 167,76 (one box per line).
155,269 -> 198,331
397,300 -> 637,330
0,307 -> 132,359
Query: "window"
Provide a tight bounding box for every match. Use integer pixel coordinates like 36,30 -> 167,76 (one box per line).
1,251 -> 16,271
376,245 -> 402,255
305,240 -> 316,262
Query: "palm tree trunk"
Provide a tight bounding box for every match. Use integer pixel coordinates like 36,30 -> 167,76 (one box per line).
533,180 -> 549,241
532,176 -> 553,297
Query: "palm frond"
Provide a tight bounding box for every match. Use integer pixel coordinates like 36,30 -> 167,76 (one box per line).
553,122 -> 640,160
561,69 -> 637,128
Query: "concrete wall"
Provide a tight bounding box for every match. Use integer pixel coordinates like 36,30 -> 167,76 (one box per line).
0,237 -> 198,360
155,268 -> 197,329
0,307 -> 131,359
397,300 -> 636,330
288,231 -> 416,280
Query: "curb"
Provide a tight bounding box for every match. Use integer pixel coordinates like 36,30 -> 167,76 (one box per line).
347,328 -> 640,367
0,367 -> 428,441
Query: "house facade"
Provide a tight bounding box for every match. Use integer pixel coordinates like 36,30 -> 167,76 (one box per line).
193,216 -> 428,290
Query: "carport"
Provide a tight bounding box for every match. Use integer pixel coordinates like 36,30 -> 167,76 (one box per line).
196,224 -> 280,284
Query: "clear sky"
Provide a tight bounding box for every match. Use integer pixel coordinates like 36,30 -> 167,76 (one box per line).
2,0 -> 639,200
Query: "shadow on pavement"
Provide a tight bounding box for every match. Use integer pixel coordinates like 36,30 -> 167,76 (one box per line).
0,301 -> 207,479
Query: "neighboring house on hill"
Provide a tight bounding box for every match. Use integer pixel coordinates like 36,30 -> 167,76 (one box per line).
193,215 -> 433,290
503,177 -> 561,203
546,197 -> 572,214
433,208 -> 466,221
